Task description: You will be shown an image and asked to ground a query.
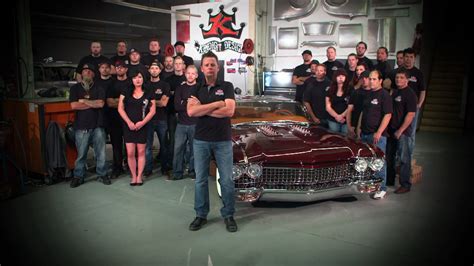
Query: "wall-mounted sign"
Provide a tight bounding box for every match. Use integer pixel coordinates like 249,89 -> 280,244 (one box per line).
195,5 -> 246,54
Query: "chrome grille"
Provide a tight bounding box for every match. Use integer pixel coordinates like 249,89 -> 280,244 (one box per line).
234,164 -> 374,191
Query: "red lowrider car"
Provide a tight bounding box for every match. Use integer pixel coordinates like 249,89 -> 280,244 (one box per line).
215,96 -> 384,202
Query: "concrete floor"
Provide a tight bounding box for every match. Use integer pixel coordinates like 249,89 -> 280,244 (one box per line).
0,132 -> 472,265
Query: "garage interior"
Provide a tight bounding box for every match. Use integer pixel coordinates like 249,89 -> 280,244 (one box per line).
0,0 -> 472,265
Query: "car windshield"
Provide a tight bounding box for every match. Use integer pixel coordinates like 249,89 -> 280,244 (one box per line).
231,100 -> 310,125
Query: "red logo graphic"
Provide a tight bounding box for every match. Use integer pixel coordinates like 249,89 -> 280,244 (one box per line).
200,5 -> 245,40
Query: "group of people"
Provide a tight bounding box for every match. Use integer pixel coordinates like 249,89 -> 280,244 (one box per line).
294,42 -> 425,200
69,40 -> 238,232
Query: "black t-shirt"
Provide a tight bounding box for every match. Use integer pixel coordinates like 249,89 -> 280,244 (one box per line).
141,53 -> 164,68
292,63 -> 312,102
160,70 -> 174,81
120,88 -> 154,123
95,77 -> 113,127
361,89 -> 393,136
327,88 -> 353,122
323,60 -> 344,81
147,80 -> 170,121
348,88 -> 370,127
106,78 -> 131,127
110,54 -> 129,66
345,68 -> 356,85
388,66 -> 425,99
390,87 -> 418,136
191,80 -> 235,141
69,82 -> 106,130
303,77 -> 331,120
374,60 -> 393,80
175,54 -> 195,67
127,63 -> 150,81
165,73 -> 186,114
175,83 -> 199,125
76,55 -> 110,74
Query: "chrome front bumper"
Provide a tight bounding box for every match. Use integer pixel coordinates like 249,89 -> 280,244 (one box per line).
235,179 -> 383,202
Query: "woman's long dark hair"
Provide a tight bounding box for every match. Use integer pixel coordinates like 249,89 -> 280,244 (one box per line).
328,68 -> 350,99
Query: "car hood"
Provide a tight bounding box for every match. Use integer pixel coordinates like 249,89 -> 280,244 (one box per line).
232,124 -> 382,165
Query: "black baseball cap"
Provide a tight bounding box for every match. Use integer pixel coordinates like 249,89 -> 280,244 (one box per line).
114,60 -> 127,68
174,41 -> 185,47
129,48 -> 140,54
302,50 -> 312,56
80,63 -> 96,73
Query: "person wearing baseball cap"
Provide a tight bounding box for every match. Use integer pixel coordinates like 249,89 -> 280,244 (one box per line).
127,47 -> 149,81
69,61 -> 111,188
75,41 -> 110,82
174,40 -> 194,67
292,49 -> 318,102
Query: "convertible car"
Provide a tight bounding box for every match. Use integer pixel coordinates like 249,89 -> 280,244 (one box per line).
215,95 -> 384,202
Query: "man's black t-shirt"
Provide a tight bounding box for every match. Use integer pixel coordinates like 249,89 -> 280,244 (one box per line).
323,60 -> 344,81
348,88 -> 370,127
388,66 -> 425,99
106,78 -> 131,128
303,77 -> 331,120
147,80 -> 170,121
292,63 -> 312,102
390,87 -> 418,136
141,53 -> 164,68
191,80 -> 235,141
160,70 -> 174,81
76,55 -> 110,74
175,83 -> 198,125
165,73 -> 186,114
69,82 -> 106,130
361,89 -> 393,136
127,63 -> 150,81
375,60 -> 393,80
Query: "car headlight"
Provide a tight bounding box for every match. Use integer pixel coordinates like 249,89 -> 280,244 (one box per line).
369,158 -> 384,171
247,164 -> 263,179
232,165 -> 244,180
354,158 -> 368,172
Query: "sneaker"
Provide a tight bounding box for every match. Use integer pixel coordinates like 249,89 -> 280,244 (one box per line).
189,217 -> 207,231
171,175 -> 183,180
70,177 -> 83,188
224,217 -> 238,232
98,175 -> 112,185
372,190 -> 387,200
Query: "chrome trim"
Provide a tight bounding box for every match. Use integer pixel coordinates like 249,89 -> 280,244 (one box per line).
236,179 -> 382,202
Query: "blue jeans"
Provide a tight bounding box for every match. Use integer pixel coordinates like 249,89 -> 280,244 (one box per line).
193,139 -> 235,219
327,120 -> 348,134
409,108 -> 420,156
361,133 -> 387,191
387,134 -> 414,188
145,120 -> 171,172
173,124 -> 195,178
73,128 -> 107,180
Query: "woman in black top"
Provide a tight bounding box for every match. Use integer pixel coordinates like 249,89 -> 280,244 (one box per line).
118,70 -> 156,185
326,68 -> 352,134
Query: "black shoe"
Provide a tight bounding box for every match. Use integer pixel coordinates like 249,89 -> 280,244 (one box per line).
224,217 -> 238,232
70,177 -> 83,188
136,181 -> 143,186
130,182 -> 137,186
98,175 -> 112,185
171,175 -> 183,181
189,217 -> 207,231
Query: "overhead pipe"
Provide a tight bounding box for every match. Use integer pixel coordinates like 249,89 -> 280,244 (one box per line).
102,0 -> 201,18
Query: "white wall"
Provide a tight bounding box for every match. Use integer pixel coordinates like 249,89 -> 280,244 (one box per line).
171,0 -> 255,95
263,1 -> 423,71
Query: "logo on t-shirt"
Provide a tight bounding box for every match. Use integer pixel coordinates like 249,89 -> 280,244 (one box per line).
332,66 -> 338,71
395,96 -> 402,102
306,68 -> 311,73
155,88 -> 162,95
371,98 -> 379,105
344,96 -> 350,103
215,89 -> 224,96
325,86 -> 330,91
408,76 -> 417,83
